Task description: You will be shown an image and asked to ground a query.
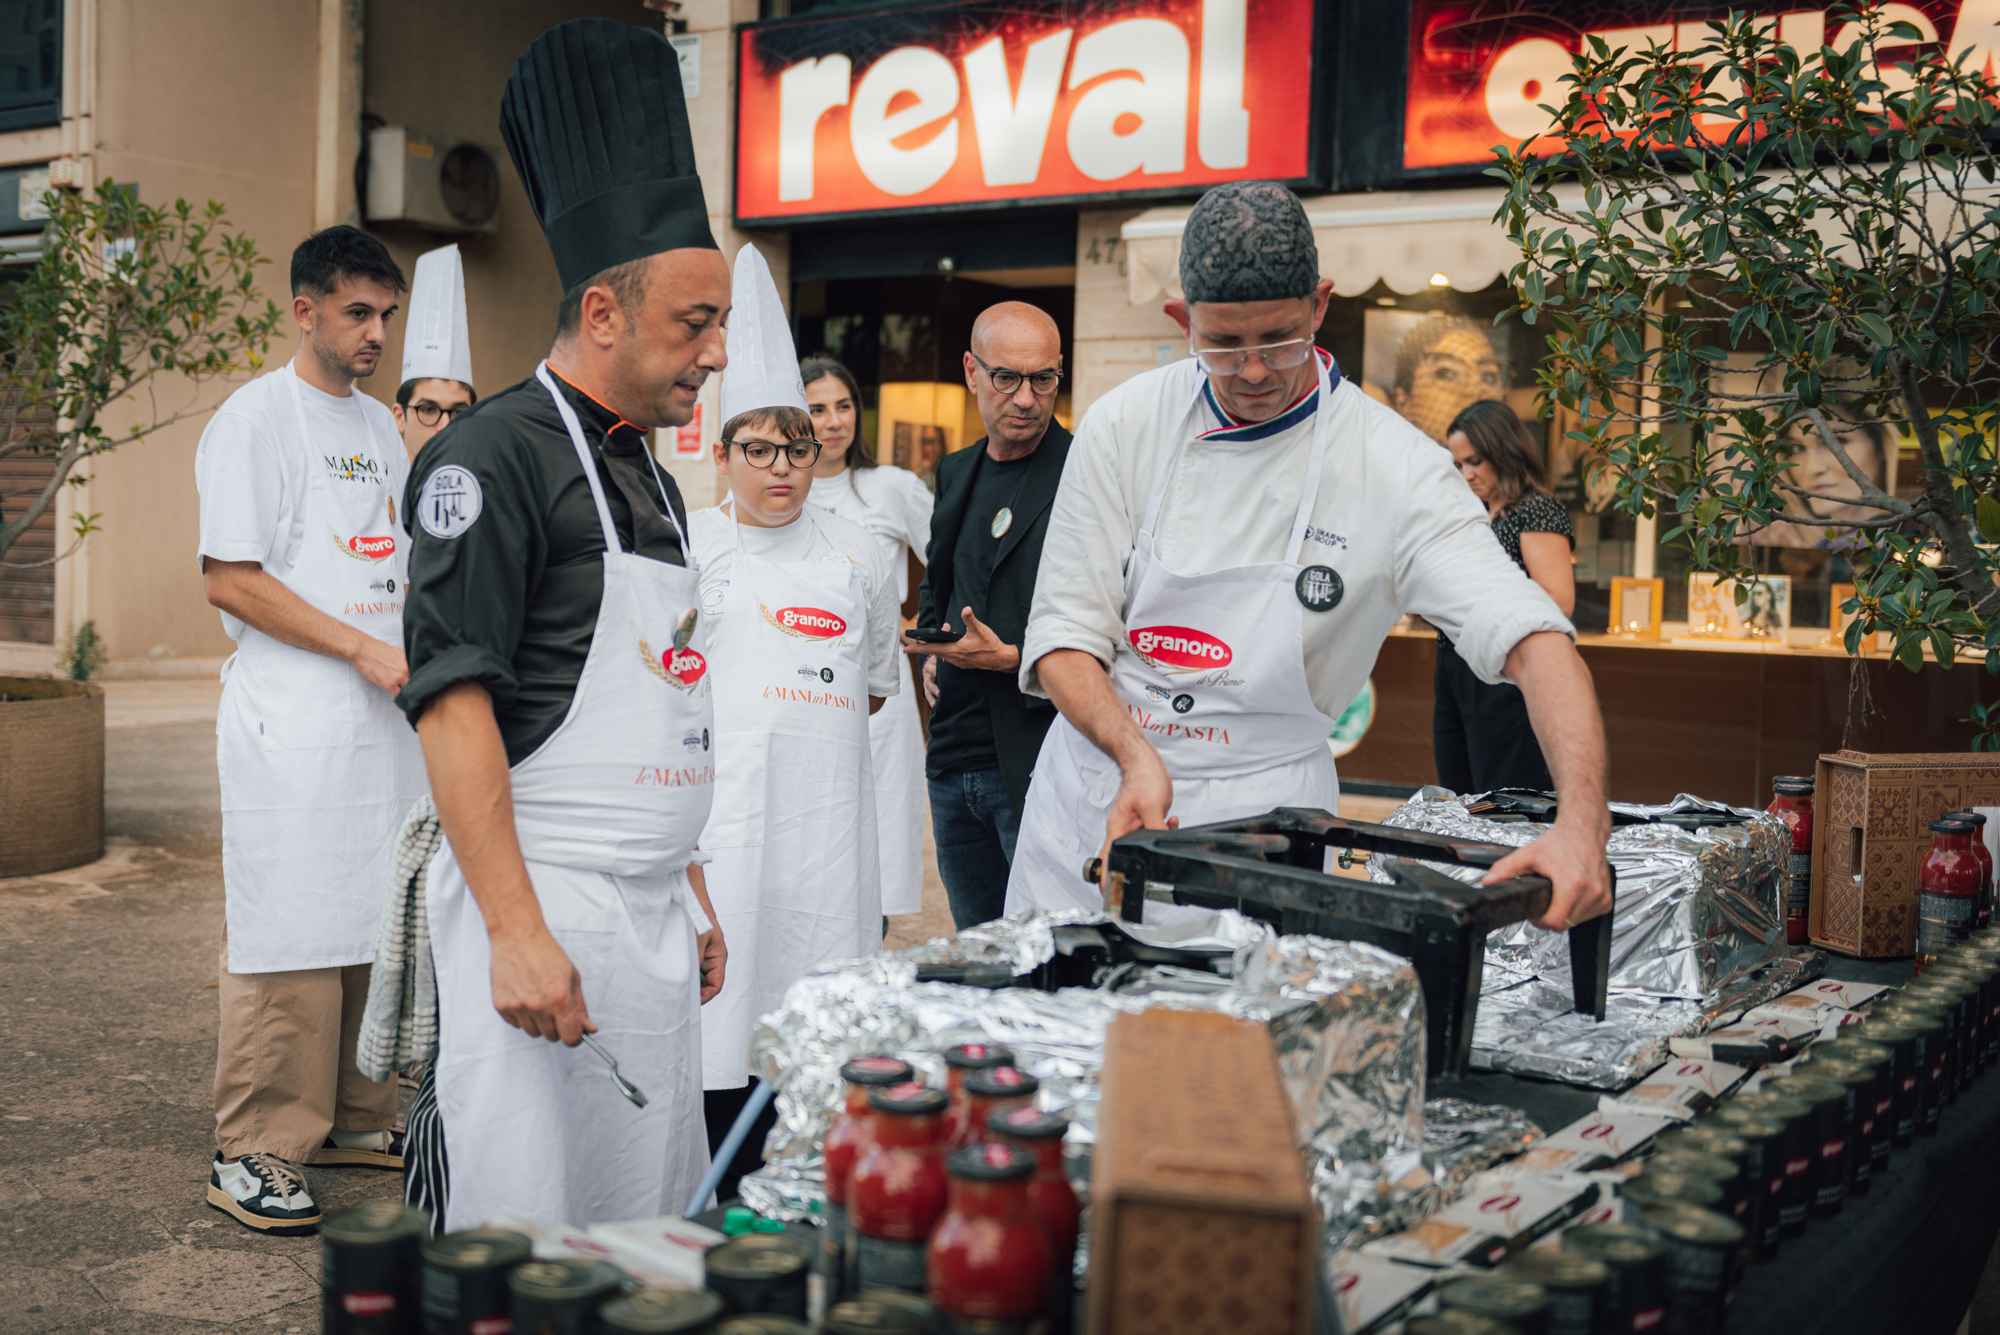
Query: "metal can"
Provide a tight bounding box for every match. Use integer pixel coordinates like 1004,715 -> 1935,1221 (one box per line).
1434,1274 -> 1551,1334
322,1201 -> 427,1334
1765,1073 -> 1851,1216
1700,1110 -> 1784,1257
1856,1014 -> 1928,1145
1898,983 -> 1969,1097
704,1236 -> 811,1320
506,1260 -> 623,1335
1645,1149 -> 1746,1230
1636,1202 -> 1745,1334
1876,1002 -> 1950,1132
1939,947 -> 2000,1065
1798,1056 -> 1879,1195
1621,1169 -> 1724,1216
1721,1090 -> 1812,1236
1564,1223 -> 1669,1334
1501,1249 -> 1610,1335
1916,970 -> 1982,1091
599,1287 -> 727,1334
1403,1314 -> 1522,1335
1654,1127 -> 1758,1244
714,1320 -> 811,1335
822,1295 -> 931,1334
420,1228 -> 533,1335
1803,1035 -> 1895,1176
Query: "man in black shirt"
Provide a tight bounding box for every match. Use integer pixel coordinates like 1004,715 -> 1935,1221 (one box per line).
397,19 -> 728,1228
908,302 -> 1071,928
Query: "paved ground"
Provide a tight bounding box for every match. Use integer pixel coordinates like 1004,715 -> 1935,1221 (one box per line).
0,679 -> 961,1333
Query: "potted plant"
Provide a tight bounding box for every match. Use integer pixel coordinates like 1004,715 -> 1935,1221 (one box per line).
0,181 -> 278,876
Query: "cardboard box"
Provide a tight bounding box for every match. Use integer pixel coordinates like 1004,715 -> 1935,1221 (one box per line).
1087,1010 -> 1316,1335
1811,751 -> 2000,957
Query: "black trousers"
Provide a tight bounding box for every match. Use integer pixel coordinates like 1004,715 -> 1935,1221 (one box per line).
703,1082 -> 779,1207
1432,636 -> 1554,796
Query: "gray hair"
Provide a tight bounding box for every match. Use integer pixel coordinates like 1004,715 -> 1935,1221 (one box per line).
1179,181 -> 1319,304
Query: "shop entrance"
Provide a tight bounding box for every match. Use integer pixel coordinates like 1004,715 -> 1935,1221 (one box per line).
786,212 -> 1077,482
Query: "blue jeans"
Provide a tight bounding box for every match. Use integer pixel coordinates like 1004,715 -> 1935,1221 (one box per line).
928,768 -> 1021,930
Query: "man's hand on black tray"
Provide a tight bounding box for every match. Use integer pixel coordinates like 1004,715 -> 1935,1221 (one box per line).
1483,811 -> 1614,931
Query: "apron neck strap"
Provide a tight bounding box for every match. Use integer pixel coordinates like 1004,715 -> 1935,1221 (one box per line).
1145,359 -> 1334,565
536,361 -> 691,559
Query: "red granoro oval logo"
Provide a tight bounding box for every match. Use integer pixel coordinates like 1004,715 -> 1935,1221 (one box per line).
776,606 -> 847,638
1580,1124 -> 1616,1141
339,533 -> 396,561
1335,1273 -> 1360,1294
1128,624 -> 1233,670
666,648 -> 707,688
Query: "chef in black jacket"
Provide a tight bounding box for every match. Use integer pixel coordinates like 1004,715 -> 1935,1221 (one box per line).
398,19 -> 728,1227
908,301 -> 1073,929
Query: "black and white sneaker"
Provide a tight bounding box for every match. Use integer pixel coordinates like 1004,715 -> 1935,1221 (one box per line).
307,1128 -> 405,1170
206,1152 -> 320,1235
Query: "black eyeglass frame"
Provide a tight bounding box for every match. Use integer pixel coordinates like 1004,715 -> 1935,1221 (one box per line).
725,436 -> 824,469
969,351 -> 1064,396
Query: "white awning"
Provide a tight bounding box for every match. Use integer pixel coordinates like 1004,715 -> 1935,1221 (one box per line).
1124,176 -> 2000,306
1122,185 -> 1534,303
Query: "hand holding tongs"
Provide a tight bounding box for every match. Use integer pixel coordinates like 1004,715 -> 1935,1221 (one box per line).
580,1032 -> 649,1108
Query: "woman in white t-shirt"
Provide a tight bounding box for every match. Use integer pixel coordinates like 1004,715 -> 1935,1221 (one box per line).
802,356 -> 935,921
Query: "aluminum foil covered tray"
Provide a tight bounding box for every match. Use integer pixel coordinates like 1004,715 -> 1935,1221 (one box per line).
1378,790 -> 1820,1087
737,907 -> 1537,1256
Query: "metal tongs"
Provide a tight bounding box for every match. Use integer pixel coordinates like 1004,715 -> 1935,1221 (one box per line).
580,1033 -> 649,1108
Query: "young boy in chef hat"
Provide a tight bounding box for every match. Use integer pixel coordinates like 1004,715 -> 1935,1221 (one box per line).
689,244 -> 902,1199
390,244 -> 475,458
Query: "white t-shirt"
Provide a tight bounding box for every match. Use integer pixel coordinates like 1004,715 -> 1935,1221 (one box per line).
690,504 -> 902,700
193,363 -> 404,640
1022,356 -> 1574,716
809,464 -> 934,603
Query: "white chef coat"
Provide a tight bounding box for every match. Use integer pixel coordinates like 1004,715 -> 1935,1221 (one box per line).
1020,355 -> 1574,713
196,368 -> 407,639
810,464 -> 934,603
690,504 -> 903,702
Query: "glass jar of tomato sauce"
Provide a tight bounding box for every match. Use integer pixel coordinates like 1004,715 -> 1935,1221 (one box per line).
1947,809 -> 1995,930
955,1067 -> 1039,1150
928,1143 -> 1051,1333
1918,817 -> 1982,974
850,1084 -> 951,1295
823,1055 -> 913,1300
1768,776 -> 1815,946
942,1044 -> 1015,1146
993,1107 -> 1079,1335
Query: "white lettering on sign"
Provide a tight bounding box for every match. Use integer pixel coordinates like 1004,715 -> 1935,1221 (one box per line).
772,0 -> 1252,204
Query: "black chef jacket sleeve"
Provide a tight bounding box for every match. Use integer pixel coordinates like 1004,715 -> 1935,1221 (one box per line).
397,420 -> 545,726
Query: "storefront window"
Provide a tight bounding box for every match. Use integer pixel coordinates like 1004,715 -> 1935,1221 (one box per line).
1320,281 -> 1641,631
0,0 -> 59,133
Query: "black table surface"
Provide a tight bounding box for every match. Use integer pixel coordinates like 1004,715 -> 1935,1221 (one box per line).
1438,953 -> 2000,1335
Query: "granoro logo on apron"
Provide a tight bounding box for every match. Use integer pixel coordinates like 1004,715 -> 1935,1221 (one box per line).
640,639 -> 709,690
332,531 -> 397,562
759,602 -> 848,639
1127,624 -> 1234,672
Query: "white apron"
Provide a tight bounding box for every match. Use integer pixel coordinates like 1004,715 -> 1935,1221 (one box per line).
218,362 -> 425,973
699,507 -> 881,1090
432,364 -> 716,1230
813,471 -> 927,916
1005,381 -> 1340,915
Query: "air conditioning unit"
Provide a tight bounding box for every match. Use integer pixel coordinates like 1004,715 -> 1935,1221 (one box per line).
365,126 -> 500,235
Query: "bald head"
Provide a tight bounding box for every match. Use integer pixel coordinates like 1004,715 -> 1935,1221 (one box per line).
965,300 -> 1062,456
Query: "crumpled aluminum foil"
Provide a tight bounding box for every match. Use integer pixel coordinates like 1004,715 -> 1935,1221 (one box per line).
1376,790 -> 1788,1002
1372,790 -> 1809,1089
738,908 -> 1451,1257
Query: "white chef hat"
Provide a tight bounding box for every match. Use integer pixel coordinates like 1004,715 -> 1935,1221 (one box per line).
400,244 -> 473,390
719,243 -> 806,424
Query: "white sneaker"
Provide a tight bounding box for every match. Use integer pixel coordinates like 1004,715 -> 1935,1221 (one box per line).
307,1128 -> 405,1170
205,1152 -> 320,1235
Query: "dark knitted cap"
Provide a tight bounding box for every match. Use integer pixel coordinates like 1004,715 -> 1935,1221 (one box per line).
500,18 -> 716,293
1179,181 -> 1319,304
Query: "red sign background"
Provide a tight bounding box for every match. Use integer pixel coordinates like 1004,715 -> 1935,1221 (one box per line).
735,0 -> 1317,222
1404,0 -> 1982,171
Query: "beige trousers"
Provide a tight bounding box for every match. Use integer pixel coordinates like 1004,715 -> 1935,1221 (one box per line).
212,947 -> 399,1162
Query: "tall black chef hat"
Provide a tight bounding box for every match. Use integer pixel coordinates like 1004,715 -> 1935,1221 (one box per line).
500,18 -> 716,295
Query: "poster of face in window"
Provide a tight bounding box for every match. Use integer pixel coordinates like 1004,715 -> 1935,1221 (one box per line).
1360,311 -> 1512,445
1709,355 -> 1899,549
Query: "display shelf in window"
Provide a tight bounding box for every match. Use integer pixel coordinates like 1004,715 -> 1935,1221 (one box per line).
1684,573 -> 1792,643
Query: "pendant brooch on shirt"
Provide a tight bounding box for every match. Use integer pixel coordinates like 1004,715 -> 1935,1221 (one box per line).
1296,564 -> 1344,613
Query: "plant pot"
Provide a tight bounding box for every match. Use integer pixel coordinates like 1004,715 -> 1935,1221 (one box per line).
0,676 -> 105,877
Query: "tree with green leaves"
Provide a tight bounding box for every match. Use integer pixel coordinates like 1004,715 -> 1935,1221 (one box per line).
0,180 -> 280,568
1493,5 -> 2000,691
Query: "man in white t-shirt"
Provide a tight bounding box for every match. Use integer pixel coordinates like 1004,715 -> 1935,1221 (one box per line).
194,225 -> 427,1235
